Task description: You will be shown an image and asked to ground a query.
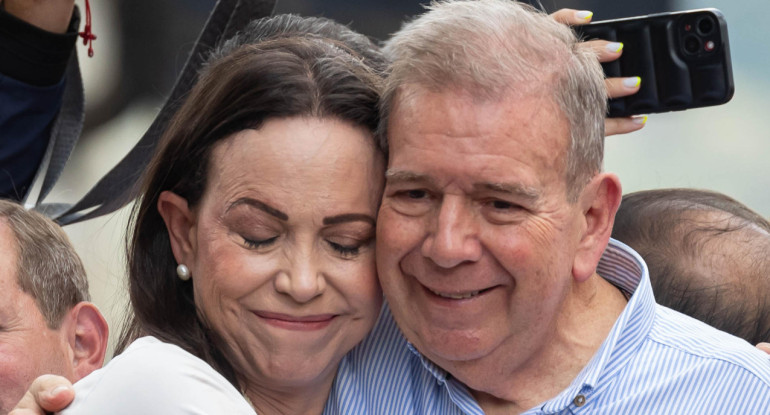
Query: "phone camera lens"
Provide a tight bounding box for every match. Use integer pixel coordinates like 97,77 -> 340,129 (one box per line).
684,34 -> 701,54
697,17 -> 715,35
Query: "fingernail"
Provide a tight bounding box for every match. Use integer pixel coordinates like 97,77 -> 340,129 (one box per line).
623,76 -> 641,88
633,115 -> 648,125
575,10 -> 593,21
51,385 -> 72,396
606,42 -> 623,53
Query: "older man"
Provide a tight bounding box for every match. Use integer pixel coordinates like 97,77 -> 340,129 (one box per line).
0,200 -> 107,414
351,1 -> 770,414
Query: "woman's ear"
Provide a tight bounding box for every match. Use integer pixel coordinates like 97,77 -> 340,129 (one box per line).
157,191 -> 197,266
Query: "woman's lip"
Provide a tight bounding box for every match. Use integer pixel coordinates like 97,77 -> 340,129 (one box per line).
254,311 -> 337,322
253,311 -> 338,331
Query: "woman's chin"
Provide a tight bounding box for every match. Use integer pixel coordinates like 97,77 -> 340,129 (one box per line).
247,354 -> 342,391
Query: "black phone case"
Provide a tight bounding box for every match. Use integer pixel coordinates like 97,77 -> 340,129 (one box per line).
575,9 -> 734,117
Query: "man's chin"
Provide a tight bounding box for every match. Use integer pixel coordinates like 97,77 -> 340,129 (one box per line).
411,328 -> 501,364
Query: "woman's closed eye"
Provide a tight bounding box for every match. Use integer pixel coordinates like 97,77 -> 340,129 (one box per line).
242,235 -> 279,250
325,234 -> 373,258
327,241 -> 361,257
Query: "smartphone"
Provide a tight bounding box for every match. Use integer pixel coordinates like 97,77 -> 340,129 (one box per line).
574,9 -> 734,117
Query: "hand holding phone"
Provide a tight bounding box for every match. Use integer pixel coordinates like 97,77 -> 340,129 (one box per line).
551,8 -> 646,135
574,9 -> 734,117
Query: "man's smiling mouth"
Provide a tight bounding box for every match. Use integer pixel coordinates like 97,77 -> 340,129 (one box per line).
429,289 -> 482,300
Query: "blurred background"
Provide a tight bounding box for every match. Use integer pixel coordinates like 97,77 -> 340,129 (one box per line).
55,0 -> 770,356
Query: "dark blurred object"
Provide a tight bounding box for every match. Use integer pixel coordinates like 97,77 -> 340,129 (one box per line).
94,0 -> 675,134
56,0 -> 275,224
274,0 -> 676,41
85,0 -> 216,132
576,9 -> 734,117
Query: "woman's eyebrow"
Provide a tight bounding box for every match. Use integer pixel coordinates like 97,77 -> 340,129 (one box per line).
227,197 -> 289,221
323,213 -> 376,226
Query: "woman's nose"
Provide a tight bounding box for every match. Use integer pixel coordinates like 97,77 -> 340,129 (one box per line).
274,256 -> 326,303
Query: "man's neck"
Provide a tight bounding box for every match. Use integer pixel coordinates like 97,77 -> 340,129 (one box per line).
452,273 -> 628,415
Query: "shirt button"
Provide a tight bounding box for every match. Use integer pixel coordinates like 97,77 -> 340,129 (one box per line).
573,394 -> 586,407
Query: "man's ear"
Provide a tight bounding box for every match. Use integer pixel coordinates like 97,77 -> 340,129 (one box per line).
572,172 -> 622,282
65,302 -> 109,381
157,190 -> 197,267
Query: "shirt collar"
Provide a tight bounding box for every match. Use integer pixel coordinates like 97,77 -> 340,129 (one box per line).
407,342 -> 449,382
540,238 -> 655,413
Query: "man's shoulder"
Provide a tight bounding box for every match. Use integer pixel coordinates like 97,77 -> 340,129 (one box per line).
591,305 -> 770,413
646,304 -> 770,382
335,303 -> 419,389
580,306 -> 770,413
328,303 -> 475,414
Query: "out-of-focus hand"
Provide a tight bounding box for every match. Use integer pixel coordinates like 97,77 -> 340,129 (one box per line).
8,375 -> 74,415
3,0 -> 76,33
757,342 -> 770,355
551,8 -> 647,136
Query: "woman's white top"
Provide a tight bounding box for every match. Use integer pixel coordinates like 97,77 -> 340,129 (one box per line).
59,336 -> 256,414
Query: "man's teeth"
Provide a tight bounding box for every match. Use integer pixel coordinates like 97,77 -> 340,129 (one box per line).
431,290 -> 481,299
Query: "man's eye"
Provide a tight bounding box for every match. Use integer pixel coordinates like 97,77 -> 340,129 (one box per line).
491,200 -> 518,210
482,199 -> 526,224
243,236 -> 278,249
403,189 -> 428,199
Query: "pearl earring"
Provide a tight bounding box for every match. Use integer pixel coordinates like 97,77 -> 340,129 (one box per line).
176,264 -> 191,281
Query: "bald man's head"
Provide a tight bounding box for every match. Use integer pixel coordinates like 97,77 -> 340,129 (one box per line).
613,189 -> 770,345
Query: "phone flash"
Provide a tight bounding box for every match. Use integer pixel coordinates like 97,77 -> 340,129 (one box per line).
705,40 -> 715,51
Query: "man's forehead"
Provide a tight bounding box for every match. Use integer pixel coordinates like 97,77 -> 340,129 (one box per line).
387,87 -> 570,179
0,219 -> 20,291
0,218 -> 18,257
390,85 -> 563,136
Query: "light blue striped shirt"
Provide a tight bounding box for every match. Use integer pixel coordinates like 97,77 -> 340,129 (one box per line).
325,239 -> 770,414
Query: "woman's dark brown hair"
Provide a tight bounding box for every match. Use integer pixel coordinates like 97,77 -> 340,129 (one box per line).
116,14 -> 385,388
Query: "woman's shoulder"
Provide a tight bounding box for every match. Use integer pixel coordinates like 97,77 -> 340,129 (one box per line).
60,336 -> 255,414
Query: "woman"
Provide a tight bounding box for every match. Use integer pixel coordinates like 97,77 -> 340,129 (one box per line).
56,14 -> 386,415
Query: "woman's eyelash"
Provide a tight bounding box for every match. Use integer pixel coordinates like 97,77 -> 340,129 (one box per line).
243,236 -> 278,249
328,241 -> 361,256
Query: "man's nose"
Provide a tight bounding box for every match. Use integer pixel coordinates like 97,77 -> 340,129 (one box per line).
274,254 -> 326,303
421,196 -> 482,268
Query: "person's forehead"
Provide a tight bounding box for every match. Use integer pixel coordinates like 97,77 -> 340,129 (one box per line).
0,220 -> 18,278
0,219 -> 24,313
387,87 -> 570,178
390,85 -> 564,135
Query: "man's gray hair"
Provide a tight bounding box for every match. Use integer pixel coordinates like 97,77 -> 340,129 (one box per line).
0,200 -> 89,328
380,0 -> 607,200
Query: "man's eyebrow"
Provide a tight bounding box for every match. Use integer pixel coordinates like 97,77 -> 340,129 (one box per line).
323,213 -> 376,226
474,182 -> 541,201
226,198 -> 289,221
384,169 -> 437,187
